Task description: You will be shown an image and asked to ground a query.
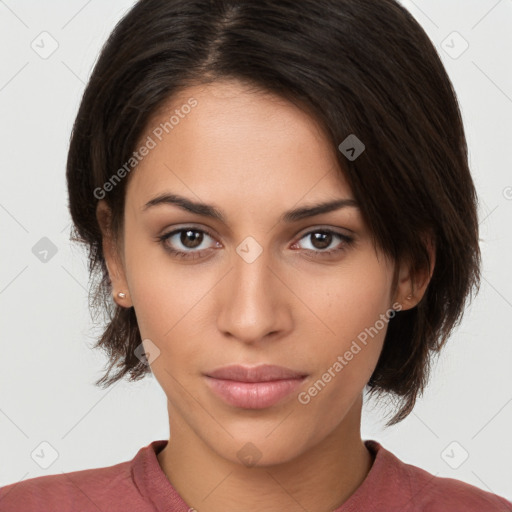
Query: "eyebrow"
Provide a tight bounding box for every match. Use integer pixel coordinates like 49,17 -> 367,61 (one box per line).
142,193 -> 359,223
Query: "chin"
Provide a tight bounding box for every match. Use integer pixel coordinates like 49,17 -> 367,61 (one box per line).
205,426 -> 315,468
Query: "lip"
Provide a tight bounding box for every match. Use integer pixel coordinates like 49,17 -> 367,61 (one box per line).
204,364 -> 308,409
206,364 -> 307,382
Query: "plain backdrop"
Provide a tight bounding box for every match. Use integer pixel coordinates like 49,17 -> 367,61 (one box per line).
0,0 -> 511,501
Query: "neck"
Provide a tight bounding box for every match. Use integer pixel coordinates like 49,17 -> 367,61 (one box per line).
157,395 -> 374,512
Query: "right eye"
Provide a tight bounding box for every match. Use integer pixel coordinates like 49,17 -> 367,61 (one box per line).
158,227 -> 221,260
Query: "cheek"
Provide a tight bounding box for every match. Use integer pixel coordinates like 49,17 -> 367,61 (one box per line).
122,224 -> 186,326
293,250 -> 393,347
291,251 -> 392,403
130,271 -> 208,353
295,286 -> 389,425
123,232 -> 217,372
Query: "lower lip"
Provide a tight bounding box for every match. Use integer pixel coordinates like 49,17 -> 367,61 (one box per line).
204,376 -> 306,409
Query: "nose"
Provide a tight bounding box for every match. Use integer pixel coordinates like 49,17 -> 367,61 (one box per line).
216,246 -> 293,345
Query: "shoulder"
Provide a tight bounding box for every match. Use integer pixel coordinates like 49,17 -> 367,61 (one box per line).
408,469 -> 511,511
374,442 -> 512,511
0,453 -> 142,512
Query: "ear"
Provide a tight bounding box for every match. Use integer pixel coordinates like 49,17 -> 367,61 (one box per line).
96,200 -> 132,308
393,233 -> 436,311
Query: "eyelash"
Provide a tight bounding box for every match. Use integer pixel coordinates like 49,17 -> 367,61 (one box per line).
157,226 -> 354,261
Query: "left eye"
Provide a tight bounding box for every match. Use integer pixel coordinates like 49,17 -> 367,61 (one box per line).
295,230 -> 348,251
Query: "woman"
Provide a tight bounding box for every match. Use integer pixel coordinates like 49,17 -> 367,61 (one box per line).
1,0 -> 510,510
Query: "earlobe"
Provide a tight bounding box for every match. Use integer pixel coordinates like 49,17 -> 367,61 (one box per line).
394,262 -> 416,311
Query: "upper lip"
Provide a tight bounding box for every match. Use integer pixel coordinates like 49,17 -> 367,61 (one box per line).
205,364 -> 308,382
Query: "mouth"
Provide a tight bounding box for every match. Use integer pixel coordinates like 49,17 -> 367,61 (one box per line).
204,364 -> 308,409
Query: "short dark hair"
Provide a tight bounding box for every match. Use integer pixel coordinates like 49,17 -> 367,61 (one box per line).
66,0 -> 481,426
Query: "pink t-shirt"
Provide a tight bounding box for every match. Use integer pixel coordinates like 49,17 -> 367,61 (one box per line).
1,439 -> 510,511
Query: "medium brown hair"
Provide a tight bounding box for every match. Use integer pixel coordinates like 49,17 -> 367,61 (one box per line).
66,0 -> 481,426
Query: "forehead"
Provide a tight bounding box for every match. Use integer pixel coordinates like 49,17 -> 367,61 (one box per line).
125,80 -> 353,213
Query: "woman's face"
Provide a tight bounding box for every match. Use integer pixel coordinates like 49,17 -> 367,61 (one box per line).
100,80 -> 411,466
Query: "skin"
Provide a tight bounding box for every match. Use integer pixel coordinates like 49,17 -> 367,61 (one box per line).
97,79 -> 434,512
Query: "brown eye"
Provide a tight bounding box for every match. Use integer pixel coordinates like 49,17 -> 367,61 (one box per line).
158,227 -> 220,260
180,229 -> 204,249
294,228 -> 354,259
309,231 -> 332,250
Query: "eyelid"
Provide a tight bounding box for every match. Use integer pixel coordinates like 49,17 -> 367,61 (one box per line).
294,224 -> 354,238
291,226 -> 354,250
158,223 -> 223,242
161,225 -> 220,245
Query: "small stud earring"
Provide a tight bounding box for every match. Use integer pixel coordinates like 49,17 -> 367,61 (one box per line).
118,292 -> 126,299
406,294 -> 413,300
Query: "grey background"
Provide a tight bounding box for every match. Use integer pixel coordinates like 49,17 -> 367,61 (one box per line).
0,0 -> 511,501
